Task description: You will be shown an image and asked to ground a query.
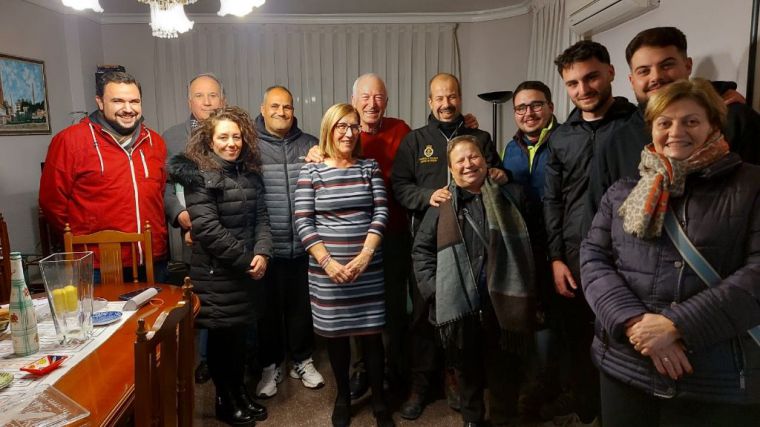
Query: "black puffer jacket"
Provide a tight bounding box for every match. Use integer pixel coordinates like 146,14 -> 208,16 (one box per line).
169,153 -> 273,329
543,97 -> 636,275
255,114 -> 317,259
581,153 -> 760,404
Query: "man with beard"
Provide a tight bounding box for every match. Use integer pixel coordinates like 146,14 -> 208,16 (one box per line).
40,71 -> 168,279
391,72 -> 505,420
163,73 -> 226,385
542,41 -> 636,423
501,80 -> 561,419
254,85 -> 324,398
590,26 -> 760,209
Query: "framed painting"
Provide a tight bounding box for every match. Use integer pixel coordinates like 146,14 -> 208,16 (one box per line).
0,53 -> 51,135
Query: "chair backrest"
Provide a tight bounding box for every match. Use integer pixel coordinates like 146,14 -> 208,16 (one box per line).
134,278 -> 195,427
0,213 -> 11,303
63,222 -> 154,285
38,208 -> 62,257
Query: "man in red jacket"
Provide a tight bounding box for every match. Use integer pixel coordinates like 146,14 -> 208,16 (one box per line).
39,71 -> 167,279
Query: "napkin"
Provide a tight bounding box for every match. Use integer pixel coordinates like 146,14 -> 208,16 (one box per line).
123,287 -> 158,311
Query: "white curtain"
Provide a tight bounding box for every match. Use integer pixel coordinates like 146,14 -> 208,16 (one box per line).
526,0 -> 578,121
152,23 -> 459,135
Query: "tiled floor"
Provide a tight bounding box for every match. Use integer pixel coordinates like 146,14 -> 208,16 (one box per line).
192,350 -> 563,427
192,354 -> 464,426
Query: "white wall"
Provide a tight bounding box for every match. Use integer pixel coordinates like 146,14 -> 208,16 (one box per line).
0,0 -> 103,253
459,14 -> 532,152
594,0 -> 754,102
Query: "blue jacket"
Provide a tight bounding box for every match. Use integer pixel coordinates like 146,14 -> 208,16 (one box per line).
502,116 -> 557,204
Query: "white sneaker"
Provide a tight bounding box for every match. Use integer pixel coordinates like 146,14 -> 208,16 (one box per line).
256,364 -> 283,398
289,357 -> 325,389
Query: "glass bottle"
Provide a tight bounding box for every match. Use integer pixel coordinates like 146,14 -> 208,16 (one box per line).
9,252 -> 39,356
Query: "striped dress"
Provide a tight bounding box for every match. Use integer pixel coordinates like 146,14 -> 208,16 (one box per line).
294,158 -> 389,337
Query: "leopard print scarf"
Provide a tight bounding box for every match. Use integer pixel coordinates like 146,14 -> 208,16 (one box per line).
618,134 -> 729,239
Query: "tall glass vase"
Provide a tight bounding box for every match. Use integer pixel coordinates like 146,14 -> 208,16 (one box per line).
39,251 -> 95,344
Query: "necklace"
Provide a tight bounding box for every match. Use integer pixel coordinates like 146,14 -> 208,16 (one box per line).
439,121 -> 464,141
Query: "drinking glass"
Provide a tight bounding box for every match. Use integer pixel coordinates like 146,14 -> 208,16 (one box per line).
39,251 -> 95,344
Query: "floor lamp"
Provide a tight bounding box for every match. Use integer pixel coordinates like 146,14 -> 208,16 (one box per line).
477,90 -> 513,145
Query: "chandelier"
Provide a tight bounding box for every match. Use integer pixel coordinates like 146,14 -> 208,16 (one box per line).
218,0 -> 266,17
61,0 -> 103,12
61,0 -> 266,38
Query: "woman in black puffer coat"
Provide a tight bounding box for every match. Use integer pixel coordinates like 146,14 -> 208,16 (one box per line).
170,106 -> 272,426
581,79 -> 760,427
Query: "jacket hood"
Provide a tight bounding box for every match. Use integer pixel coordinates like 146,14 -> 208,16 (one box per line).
168,154 -> 205,189
254,114 -> 304,143
566,96 -> 636,125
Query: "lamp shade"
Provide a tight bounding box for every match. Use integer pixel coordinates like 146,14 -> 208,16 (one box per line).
218,0 -> 266,17
61,0 -> 103,12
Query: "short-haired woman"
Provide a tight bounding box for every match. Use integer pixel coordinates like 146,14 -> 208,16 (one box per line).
581,79 -> 760,426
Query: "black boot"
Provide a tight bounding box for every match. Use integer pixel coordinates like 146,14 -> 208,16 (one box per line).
234,384 -> 268,421
373,410 -> 395,427
331,395 -> 351,427
215,386 -> 257,426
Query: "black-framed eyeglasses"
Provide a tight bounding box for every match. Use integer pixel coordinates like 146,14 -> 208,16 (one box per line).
514,101 -> 547,115
334,123 -> 361,135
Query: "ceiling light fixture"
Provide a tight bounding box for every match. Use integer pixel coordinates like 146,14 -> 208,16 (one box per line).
61,0 -> 104,12
137,0 -> 197,39
147,2 -> 194,38
218,0 -> 266,17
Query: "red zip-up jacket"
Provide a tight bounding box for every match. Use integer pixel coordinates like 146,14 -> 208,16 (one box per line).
39,117 -> 168,267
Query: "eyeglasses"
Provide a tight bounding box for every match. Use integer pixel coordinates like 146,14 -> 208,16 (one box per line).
334,123 -> 361,135
514,101 -> 547,115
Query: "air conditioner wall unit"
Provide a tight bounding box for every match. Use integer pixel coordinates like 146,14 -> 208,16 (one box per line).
568,0 -> 660,37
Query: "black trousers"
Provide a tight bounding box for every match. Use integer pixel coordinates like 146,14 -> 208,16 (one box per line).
408,273 -> 443,395
207,325 -> 248,389
257,256 -> 314,365
554,253 -> 599,422
600,371 -> 760,427
456,308 -> 522,424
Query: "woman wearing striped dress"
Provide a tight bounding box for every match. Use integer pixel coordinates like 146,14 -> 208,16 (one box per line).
294,103 -> 391,427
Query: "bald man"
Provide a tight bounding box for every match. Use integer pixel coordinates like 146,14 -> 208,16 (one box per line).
254,85 -> 324,398
391,72 -> 505,419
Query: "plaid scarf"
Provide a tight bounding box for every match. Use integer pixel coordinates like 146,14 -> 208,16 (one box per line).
435,178 -> 535,351
619,135 -> 730,239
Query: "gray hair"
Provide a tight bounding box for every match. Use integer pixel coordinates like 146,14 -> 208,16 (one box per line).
187,73 -> 225,99
351,73 -> 387,99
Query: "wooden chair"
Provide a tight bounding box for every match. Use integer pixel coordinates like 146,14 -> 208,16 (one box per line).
134,278 -> 195,427
63,222 -> 154,285
0,213 -> 11,303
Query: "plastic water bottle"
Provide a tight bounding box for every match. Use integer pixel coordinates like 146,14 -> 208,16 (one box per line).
9,252 -> 39,356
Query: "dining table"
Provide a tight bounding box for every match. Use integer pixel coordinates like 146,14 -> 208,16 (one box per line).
51,282 -> 199,426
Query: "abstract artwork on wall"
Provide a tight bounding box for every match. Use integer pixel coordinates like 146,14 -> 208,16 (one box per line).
0,53 -> 51,135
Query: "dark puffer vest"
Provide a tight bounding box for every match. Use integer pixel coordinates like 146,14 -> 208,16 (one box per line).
581,153 -> 760,404
169,153 -> 272,329
254,114 -> 317,259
